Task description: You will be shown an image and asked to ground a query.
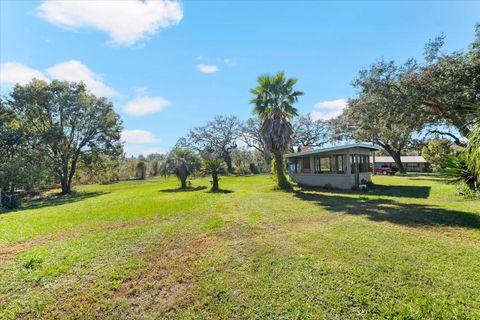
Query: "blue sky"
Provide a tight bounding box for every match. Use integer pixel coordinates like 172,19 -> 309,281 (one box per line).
1,1 -> 479,156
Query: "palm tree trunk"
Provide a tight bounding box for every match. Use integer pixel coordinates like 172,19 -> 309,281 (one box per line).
274,151 -> 290,189
211,172 -> 219,191
180,178 -> 187,189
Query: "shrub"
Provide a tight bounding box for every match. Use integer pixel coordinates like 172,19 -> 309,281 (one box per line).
443,153 -> 478,190
1,192 -> 22,209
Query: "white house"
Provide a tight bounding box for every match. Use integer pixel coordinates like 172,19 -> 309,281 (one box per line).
285,144 -> 380,189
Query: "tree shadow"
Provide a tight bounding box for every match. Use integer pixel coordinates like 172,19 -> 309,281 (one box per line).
1,191 -> 109,214
296,184 -> 431,199
207,189 -> 234,194
160,186 -> 208,193
294,190 -> 480,230
369,184 -> 431,199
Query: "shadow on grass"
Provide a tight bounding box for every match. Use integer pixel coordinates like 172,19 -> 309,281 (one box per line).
160,186 -> 208,193
1,191 -> 109,213
370,184 -> 431,199
294,190 -> 480,229
207,189 -> 234,194
297,184 -> 431,199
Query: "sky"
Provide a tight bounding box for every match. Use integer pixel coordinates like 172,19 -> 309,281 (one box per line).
1,0 -> 479,156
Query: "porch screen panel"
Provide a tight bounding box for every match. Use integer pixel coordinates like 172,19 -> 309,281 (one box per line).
302,157 -> 311,173
289,158 -> 298,173
314,157 -> 320,173
350,155 -> 357,173
360,155 -> 369,172
335,155 -> 345,174
320,156 -> 331,173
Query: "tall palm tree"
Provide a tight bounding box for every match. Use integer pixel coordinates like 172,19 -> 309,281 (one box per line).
161,148 -> 201,189
250,72 -> 303,189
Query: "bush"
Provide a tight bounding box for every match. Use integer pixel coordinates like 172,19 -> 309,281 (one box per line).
443,153 -> 478,190
456,184 -> 479,199
1,192 -> 22,209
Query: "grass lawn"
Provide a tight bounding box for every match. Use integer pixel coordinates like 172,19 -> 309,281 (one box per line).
1,175 -> 479,319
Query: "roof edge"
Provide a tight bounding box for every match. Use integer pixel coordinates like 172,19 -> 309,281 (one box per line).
285,143 -> 380,158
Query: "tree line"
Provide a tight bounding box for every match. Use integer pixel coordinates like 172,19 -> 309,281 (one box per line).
1,24 -> 479,207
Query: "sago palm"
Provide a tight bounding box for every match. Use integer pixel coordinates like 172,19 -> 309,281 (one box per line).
161,148 -> 201,189
203,158 -> 225,191
250,71 -> 303,189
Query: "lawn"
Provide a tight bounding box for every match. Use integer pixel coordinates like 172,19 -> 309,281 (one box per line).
1,175 -> 479,319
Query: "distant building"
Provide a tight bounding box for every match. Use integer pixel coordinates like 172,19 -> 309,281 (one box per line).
370,156 -> 430,172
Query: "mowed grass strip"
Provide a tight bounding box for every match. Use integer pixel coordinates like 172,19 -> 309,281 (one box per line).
0,175 -> 479,319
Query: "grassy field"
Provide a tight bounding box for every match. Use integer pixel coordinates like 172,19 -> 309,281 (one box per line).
1,174 -> 479,319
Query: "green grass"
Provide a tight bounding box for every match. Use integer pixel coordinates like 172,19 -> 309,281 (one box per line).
1,175 -> 479,319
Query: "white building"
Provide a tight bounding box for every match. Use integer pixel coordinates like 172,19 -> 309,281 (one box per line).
285,144 -> 380,189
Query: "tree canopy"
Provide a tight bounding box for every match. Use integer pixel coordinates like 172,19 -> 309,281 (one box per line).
178,115 -> 241,173
2,80 -> 123,194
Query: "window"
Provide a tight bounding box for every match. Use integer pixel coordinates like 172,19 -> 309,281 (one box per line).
302,157 -> 311,173
334,155 -> 345,174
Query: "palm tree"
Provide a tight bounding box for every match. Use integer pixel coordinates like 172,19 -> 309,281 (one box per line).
203,158 -> 225,191
250,72 -> 303,189
161,148 -> 201,189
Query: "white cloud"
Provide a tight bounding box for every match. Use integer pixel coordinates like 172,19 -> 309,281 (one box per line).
0,62 -> 49,86
123,95 -> 170,116
121,130 -> 159,144
46,60 -> 117,97
121,130 -> 162,156
197,64 -> 219,74
0,61 -> 116,97
314,98 -> 347,110
309,110 -> 343,121
310,98 -> 347,121
37,0 -> 183,46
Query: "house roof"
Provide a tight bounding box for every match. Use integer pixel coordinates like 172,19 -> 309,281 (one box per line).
285,143 -> 380,158
371,156 -> 427,163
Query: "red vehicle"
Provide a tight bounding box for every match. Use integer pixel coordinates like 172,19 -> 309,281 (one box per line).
373,164 -> 399,175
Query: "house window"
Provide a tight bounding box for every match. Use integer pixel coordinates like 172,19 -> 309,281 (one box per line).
302,157 -> 311,173
334,155 -> 345,174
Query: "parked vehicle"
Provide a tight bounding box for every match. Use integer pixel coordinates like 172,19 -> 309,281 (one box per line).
373,164 -> 399,175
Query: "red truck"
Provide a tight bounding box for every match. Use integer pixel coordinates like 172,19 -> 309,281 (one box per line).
373,164 -> 399,175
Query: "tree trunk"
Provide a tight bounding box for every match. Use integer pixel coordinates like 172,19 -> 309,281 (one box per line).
274,151 -> 290,189
390,151 -> 406,174
61,177 -> 70,194
223,151 -> 234,173
211,172 -> 219,191
180,178 -> 187,189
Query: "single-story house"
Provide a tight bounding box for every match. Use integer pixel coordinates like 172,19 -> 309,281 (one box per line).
370,156 -> 430,172
285,144 -> 380,189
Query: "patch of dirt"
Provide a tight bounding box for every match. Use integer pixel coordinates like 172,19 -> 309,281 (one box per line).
0,218 -> 163,261
105,233 -> 222,318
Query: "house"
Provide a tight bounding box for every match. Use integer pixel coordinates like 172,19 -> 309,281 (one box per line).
285,144 -> 380,189
370,156 -> 430,172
